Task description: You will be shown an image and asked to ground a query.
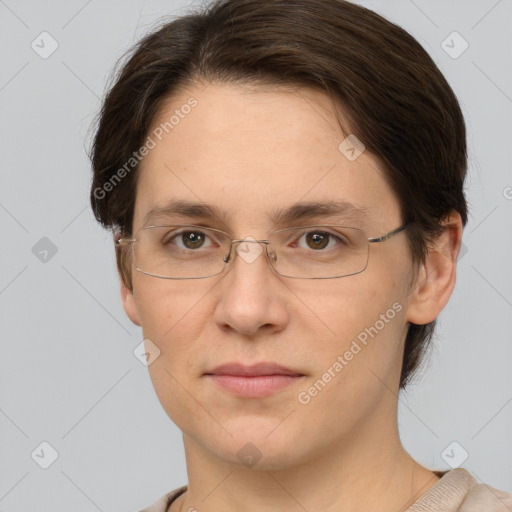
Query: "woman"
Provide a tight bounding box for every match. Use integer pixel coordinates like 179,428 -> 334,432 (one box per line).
89,0 -> 512,510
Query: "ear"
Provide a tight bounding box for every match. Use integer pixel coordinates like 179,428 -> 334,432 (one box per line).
405,211 -> 463,325
120,278 -> 141,327
114,228 -> 141,327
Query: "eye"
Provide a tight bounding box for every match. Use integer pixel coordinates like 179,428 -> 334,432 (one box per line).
163,229 -> 215,250
293,230 -> 347,251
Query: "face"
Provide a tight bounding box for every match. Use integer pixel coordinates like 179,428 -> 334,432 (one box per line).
122,82 -> 425,469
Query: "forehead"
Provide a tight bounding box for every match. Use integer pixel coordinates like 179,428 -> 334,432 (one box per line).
133,82 -> 400,233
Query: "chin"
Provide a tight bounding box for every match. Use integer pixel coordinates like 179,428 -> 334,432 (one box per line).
200,421 -> 315,471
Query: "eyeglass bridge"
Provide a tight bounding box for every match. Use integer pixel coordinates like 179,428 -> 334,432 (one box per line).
222,238 -> 277,264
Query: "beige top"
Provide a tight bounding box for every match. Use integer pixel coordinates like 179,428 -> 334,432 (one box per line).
139,468 -> 512,512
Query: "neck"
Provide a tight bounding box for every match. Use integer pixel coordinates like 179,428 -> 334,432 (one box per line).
173,407 -> 439,512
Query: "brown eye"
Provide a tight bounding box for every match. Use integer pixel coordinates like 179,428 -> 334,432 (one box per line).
305,232 -> 330,250
180,231 -> 206,249
296,230 -> 345,251
163,229 -> 212,250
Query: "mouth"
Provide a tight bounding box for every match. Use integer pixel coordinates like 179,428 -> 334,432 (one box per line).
204,362 -> 306,398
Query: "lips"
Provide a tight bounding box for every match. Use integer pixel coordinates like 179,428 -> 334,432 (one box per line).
205,362 -> 304,377
204,363 -> 305,398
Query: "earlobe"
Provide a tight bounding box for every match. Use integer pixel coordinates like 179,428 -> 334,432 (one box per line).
405,212 -> 463,326
121,279 -> 141,326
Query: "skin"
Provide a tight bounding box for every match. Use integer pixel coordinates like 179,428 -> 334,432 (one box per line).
120,82 -> 463,512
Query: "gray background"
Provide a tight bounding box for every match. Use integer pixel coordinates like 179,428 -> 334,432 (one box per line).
0,0 -> 511,510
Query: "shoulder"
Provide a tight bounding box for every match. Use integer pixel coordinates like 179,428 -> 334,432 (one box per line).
407,468 -> 512,511
138,485 -> 188,512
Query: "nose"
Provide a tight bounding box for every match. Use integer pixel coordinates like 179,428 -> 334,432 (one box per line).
213,238 -> 288,337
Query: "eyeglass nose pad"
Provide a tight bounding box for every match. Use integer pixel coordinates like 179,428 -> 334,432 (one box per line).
222,241 -> 238,264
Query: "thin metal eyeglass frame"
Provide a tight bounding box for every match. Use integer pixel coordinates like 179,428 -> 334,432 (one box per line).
116,222 -> 412,280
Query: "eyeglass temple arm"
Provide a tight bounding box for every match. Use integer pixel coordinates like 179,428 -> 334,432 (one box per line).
367,223 -> 410,244
116,238 -> 135,246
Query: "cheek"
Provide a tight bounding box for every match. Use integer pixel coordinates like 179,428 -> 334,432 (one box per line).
294,294 -> 406,439
297,271 -> 406,387
133,278 -> 212,382
133,279 -> 212,427
133,277 -> 205,337
299,268 -> 403,334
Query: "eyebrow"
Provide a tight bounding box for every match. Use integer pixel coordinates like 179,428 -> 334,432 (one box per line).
142,199 -> 371,228
269,199 -> 370,226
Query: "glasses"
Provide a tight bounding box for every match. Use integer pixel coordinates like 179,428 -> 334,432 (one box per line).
117,223 -> 411,280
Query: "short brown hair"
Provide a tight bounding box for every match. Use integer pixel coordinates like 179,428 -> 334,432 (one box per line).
88,0 -> 468,389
